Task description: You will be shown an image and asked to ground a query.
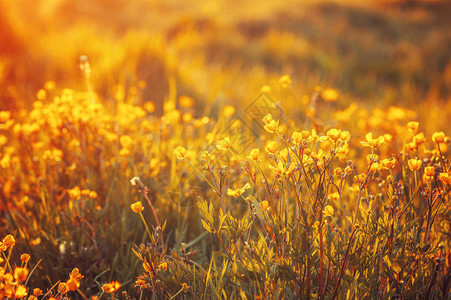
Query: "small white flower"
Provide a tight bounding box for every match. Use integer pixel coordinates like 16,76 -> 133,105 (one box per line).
59,243 -> 66,255
130,176 -> 141,186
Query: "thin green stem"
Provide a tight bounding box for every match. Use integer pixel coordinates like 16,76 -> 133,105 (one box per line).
184,158 -> 219,195
169,286 -> 185,300
77,289 -> 89,300
2,251 -> 13,273
139,212 -> 153,241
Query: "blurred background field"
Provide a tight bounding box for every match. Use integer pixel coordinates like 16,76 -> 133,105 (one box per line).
0,0 -> 450,298
1,0 -> 450,114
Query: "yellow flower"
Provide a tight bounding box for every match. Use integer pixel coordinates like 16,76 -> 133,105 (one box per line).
423,174 -> 434,183
173,146 -> 187,159
66,268 -> 84,291
353,174 -> 366,184
130,201 -> 144,213
408,159 -> 422,171
360,133 -> 384,149
438,173 -> 451,184
181,282 -> 190,292
328,192 -> 340,202
136,279 -> 146,287
310,149 -> 324,161
165,110 -> 181,123
102,281 -> 121,293
269,161 -> 296,177
223,105 -> 235,117
413,132 -> 426,145
333,167 -> 342,176
321,88 -> 338,102
292,131 -> 310,144
407,121 -> 419,132
432,132 -> 446,144
227,189 -> 238,197
143,101 -> 155,113
157,262 -> 168,272
405,141 -> 417,152
227,183 -> 251,197
247,148 -> 260,161
179,95 -> 195,108
260,200 -> 270,211
14,267 -> 29,282
264,119 -> 279,133
13,285 -> 28,298
201,151 -> 213,161
381,158 -> 396,169
370,162 -> 381,172
310,129 -> 327,143
20,253 -> 30,263
0,111 -> 11,123
216,137 -> 231,151
327,128 -> 341,142
383,133 -> 393,144
68,186 -> 81,200
262,114 -> 273,125
119,135 -> 133,149
265,141 -> 278,154
323,205 -> 334,217
182,113 -> 193,123
261,85 -> 272,93
340,131 -> 351,142
279,75 -> 292,88
3,234 -> 15,248
66,278 -> 80,291
424,166 -> 435,177
344,166 -> 353,176
278,148 -> 289,162
33,288 -> 43,296
0,134 -> 7,146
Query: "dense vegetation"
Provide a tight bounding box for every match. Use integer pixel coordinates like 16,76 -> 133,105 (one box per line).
0,0 -> 450,298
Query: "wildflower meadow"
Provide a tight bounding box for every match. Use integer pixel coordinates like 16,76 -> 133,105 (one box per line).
0,0 -> 450,299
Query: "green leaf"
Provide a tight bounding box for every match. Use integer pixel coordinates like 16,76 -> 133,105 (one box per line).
201,219 -> 213,233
